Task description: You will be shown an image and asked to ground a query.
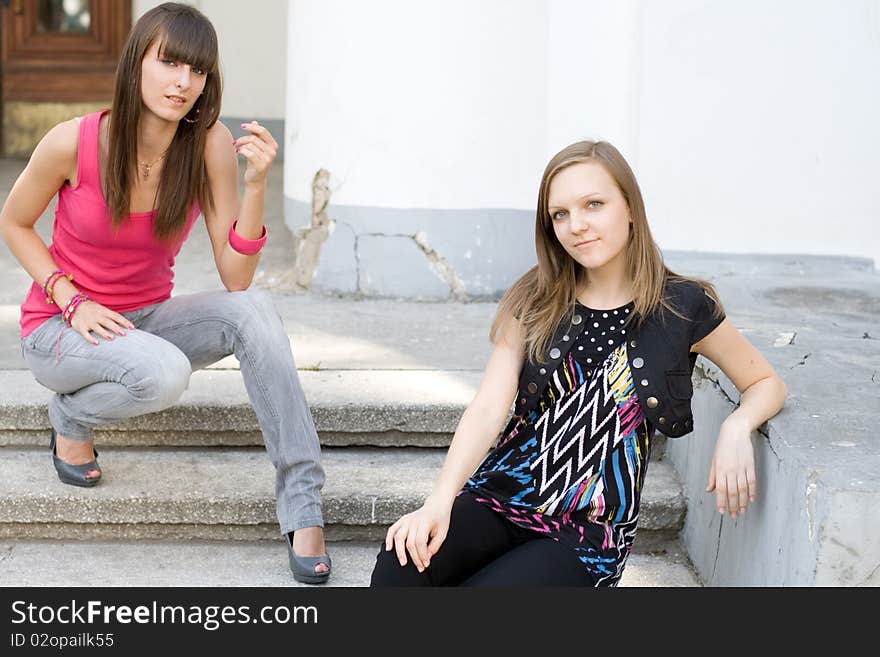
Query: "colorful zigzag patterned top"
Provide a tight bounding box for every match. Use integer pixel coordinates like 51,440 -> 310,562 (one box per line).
463,300 -> 654,586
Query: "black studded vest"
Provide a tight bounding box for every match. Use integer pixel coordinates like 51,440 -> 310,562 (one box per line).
514,280 -> 715,438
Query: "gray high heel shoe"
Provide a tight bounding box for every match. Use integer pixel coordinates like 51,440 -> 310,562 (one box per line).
287,534 -> 332,584
50,428 -> 102,487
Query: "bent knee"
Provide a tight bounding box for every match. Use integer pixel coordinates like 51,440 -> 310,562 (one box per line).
241,288 -> 281,319
370,545 -> 426,587
126,349 -> 191,407
227,288 -> 274,314
226,289 -> 284,338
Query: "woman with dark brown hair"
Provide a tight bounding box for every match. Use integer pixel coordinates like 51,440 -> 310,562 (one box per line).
371,140 -> 788,586
0,3 -> 330,584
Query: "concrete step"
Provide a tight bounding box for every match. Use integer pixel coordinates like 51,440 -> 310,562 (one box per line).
0,447 -> 685,547
0,539 -> 700,587
0,368 -> 667,456
0,369 -> 475,448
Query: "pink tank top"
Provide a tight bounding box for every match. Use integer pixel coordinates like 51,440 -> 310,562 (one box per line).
19,110 -> 200,338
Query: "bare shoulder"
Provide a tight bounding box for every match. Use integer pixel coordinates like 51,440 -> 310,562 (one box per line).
0,119 -> 80,228
25,119 -> 80,185
201,121 -> 237,206
33,119 -> 78,165
202,121 -> 236,189
204,120 -> 234,158
492,310 -> 525,351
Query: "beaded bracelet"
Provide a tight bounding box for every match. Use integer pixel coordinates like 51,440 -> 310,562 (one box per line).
61,291 -> 90,326
42,269 -> 73,304
42,269 -> 64,295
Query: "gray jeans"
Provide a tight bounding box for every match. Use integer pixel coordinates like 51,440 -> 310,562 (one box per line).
20,288 -> 325,536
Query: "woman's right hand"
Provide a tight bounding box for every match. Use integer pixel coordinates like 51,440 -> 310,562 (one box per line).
384,497 -> 452,573
68,300 -> 135,345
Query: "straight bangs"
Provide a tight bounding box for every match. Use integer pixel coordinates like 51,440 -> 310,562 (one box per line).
156,15 -> 218,75
106,2 -> 220,242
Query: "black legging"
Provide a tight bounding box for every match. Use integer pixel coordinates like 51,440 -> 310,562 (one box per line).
370,490 -> 597,586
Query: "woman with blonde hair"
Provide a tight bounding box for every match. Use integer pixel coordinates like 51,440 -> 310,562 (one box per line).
0,3 -> 330,584
371,140 -> 787,586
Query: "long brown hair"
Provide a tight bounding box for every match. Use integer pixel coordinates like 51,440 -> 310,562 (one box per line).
491,140 -> 723,364
105,2 -> 221,242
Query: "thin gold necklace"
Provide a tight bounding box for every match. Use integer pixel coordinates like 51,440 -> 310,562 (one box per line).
138,148 -> 169,180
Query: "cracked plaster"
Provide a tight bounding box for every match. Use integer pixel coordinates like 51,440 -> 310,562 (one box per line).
284,197 -> 534,299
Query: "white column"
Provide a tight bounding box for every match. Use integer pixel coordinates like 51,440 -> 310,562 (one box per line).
284,0 -> 548,211
546,0 -> 643,164
283,0 -> 552,297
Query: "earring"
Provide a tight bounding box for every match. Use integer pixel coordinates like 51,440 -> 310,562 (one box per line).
183,105 -> 200,124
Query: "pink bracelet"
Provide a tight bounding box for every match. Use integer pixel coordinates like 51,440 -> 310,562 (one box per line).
228,220 -> 267,255
61,291 -> 89,326
42,269 -> 73,304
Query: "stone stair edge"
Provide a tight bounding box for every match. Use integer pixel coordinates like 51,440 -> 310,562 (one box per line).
0,538 -> 701,587
0,448 -> 684,536
0,366 -> 667,456
0,368 -> 478,435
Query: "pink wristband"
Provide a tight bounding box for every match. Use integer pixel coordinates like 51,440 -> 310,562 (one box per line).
228,220 -> 267,255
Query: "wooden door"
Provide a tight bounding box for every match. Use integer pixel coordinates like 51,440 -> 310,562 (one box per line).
0,0 -> 131,156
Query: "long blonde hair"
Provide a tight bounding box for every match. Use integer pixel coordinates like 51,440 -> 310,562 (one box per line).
491,140 -> 723,364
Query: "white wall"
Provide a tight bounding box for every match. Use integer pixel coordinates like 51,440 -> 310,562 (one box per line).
134,0 -> 286,119
546,0 -> 642,165
636,0 -> 880,266
285,0 -> 879,266
285,0 -> 549,209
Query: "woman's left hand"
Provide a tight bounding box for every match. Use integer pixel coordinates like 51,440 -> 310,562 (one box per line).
234,121 -> 278,185
706,415 -> 757,518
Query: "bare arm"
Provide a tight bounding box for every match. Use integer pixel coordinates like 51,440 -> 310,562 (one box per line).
426,315 -> 525,506
202,120 -> 278,291
0,120 -> 78,301
384,314 -> 525,571
692,318 -> 788,516
692,318 -> 788,432
0,120 -> 133,343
